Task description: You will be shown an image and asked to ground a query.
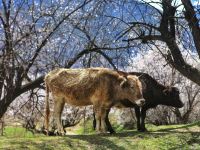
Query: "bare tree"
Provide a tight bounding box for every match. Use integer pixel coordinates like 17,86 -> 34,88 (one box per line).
119,0 -> 200,86
0,0 -> 95,118
2,0 -> 199,122
0,0 -> 134,119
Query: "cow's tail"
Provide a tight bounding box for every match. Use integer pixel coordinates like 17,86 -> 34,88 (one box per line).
44,79 -> 50,135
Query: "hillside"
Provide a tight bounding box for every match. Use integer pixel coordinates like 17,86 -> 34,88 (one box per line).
0,122 -> 200,150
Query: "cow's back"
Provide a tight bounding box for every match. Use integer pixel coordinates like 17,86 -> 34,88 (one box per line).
45,68 -> 121,106
45,68 -> 99,96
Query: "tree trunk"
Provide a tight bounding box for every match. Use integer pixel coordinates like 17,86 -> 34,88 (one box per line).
0,96 -> 15,118
162,33 -> 200,86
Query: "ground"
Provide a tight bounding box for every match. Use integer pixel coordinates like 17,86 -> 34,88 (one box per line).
0,122 -> 200,150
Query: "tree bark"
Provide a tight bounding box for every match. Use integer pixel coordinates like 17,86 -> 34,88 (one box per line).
181,0 -> 200,58
161,33 -> 200,86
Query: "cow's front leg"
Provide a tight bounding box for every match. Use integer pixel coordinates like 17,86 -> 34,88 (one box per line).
134,106 -> 141,131
54,98 -> 65,135
105,109 -> 115,134
140,108 -> 147,132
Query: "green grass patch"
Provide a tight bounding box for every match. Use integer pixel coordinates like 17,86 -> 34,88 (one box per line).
3,126 -> 35,138
0,122 -> 200,150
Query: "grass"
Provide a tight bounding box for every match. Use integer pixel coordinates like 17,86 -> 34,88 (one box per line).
3,126 -> 35,138
73,119 -> 125,134
0,122 -> 200,150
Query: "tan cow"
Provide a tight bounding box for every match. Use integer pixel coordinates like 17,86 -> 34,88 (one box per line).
44,67 -> 145,135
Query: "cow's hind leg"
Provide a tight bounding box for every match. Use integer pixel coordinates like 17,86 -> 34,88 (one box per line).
93,109 -> 96,130
100,107 -> 108,133
93,108 -> 115,134
94,106 -> 101,133
53,98 -> 65,135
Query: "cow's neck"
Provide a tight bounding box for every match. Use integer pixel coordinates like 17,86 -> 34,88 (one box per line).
155,96 -> 171,106
151,89 -> 168,106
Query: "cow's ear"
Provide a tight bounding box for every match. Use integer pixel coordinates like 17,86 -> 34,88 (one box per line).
173,87 -> 179,94
119,77 -> 129,88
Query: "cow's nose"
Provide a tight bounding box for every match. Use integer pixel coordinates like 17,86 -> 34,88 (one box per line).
140,99 -> 145,106
135,99 -> 145,107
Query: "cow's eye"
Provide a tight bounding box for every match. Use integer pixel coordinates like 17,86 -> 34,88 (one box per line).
174,89 -> 179,94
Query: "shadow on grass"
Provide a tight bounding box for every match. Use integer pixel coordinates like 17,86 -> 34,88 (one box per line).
146,123 -> 200,149
5,131 -> 141,150
4,122 -> 200,150
187,132 -> 200,145
7,138 -> 77,150
6,133 -> 135,150
67,135 -> 125,150
154,122 -> 200,133
63,127 -> 200,150
166,132 -> 200,150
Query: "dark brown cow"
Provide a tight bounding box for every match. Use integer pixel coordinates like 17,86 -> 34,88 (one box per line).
93,72 -> 184,133
44,68 -> 145,135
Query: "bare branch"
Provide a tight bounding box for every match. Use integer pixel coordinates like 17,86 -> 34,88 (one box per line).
94,50 -> 117,70
181,0 -> 200,58
24,0 -> 93,76
123,35 -> 163,43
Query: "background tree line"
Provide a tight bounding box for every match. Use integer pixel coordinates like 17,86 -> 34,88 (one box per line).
0,0 -> 200,128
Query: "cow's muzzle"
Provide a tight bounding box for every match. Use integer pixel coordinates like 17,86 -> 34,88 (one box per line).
135,99 -> 145,107
177,102 -> 184,108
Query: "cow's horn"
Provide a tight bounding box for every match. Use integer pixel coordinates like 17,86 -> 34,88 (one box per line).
120,77 -> 127,87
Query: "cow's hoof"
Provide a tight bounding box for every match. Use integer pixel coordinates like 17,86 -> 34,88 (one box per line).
96,131 -> 102,135
43,130 -> 56,136
43,129 -> 49,136
57,132 -> 66,136
138,128 -> 148,132
96,130 -> 109,135
54,130 -> 66,136
61,132 -> 66,136
109,130 -> 116,134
